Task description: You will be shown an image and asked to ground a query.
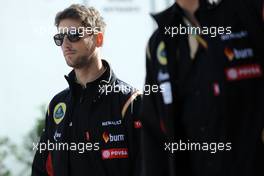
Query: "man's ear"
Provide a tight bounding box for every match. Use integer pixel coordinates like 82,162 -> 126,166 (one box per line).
96,32 -> 104,47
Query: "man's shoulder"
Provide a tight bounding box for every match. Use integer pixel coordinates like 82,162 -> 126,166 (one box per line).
151,2 -> 179,27
146,28 -> 167,63
148,29 -> 160,48
109,78 -> 141,103
113,79 -> 138,97
44,88 -> 70,124
49,88 -> 70,107
112,78 -> 142,117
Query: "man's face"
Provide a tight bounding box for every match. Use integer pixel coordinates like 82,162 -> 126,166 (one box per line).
57,19 -> 96,69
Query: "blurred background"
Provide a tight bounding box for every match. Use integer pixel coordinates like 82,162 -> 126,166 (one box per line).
0,0 -> 175,175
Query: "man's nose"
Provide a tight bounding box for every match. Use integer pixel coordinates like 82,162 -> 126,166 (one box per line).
62,35 -> 71,48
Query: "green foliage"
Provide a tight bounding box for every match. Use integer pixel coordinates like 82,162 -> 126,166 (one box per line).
0,137 -> 12,176
12,104 -> 46,176
0,104 -> 46,176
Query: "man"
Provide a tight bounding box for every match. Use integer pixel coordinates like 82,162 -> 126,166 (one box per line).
141,0 -> 264,176
32,4 -> 141,176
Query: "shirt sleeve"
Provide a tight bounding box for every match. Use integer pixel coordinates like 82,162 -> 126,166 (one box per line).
122,91 -> 142,176
139,30 -> 172,176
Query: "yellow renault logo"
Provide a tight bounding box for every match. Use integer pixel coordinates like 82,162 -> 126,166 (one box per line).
53,102 -> 66,125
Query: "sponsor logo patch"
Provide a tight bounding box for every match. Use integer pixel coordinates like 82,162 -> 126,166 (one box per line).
224,47 -> 254,61
134,120 -> 142,129
157,41 -> 168,66
225,64 -> 262,81
102,120 -> 122,127
213,82 -> 220,96
53,130 -> 62,142
53,103 -> 66,125
102,148 -> 128,159
160,82 -> 173,104
157,70 -> 170,82
221,31 -> 248,41
224,48 -> 235,61
102,132 -> 125,143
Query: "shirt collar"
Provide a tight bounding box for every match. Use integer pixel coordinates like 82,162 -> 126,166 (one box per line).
64,59 -> 116,93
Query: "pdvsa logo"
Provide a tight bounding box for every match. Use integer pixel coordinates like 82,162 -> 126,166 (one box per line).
225,64 -> 262,81
102,132 -> 125,143
102,148 -> 128,160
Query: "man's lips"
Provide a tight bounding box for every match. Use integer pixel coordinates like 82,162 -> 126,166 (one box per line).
64,50 -> 76,56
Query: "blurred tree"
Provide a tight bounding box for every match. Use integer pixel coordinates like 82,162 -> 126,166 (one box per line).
12,104 -> 46,176
0,137 -> 12,176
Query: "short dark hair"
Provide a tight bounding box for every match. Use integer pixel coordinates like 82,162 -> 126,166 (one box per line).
54,4 -> 106,33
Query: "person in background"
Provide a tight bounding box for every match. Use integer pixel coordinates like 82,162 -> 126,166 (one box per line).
140,0 -> 264,175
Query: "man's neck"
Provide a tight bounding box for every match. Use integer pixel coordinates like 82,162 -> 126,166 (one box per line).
177,0 -> 199,15
74,57 -> 105,88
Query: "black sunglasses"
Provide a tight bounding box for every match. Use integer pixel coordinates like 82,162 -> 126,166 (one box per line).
53,33 -> 81,46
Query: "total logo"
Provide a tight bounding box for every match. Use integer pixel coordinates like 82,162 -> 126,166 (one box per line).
224,48 -> 254,61
225,64 -> 263,81
101,148 -> 128,160
102,132 -> 125,143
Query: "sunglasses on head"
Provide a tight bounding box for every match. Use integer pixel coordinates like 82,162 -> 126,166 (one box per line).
53,32 -> 82,46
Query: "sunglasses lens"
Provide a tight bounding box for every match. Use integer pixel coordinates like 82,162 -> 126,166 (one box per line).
53,34 -> 64,46
53,32 -> 81,46
54,39 -> 62,46
67,33 -> 81,42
